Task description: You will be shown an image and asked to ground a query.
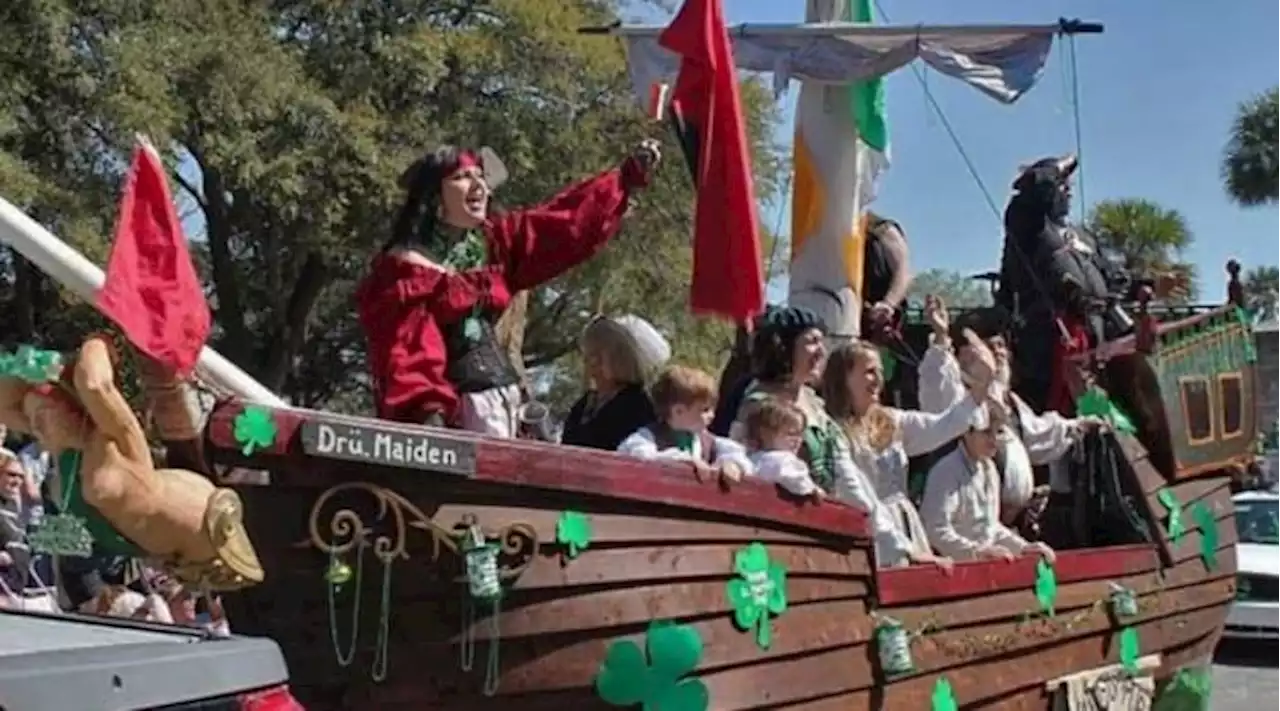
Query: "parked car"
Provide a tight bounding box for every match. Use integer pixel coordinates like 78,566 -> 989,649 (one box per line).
0,608 -> 304,710
1224,488 -> 1279,640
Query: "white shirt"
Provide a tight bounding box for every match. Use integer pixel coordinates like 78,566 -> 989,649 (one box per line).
749,450 -> 819,496
617,425 -> 753,472
921,446 -> 1030,560
918,337 -> 1083,505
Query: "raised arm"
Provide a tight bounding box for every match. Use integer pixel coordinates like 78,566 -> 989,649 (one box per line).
359,251 -> 501,326
895,396 -> 981,458
493,145 -> 656,292
917,335 -> 964,415
72,337 -> 152,467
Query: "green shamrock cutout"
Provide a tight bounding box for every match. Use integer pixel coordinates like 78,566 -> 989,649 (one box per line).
556,511 -> 592,559
1191,502 -> 1219,570
233,405 -> 278,456
1157,489 -> 1184,542
931,677 -> 958,711
1075,386 -> 1137,435
595,620 -> 709,711
1117,627 -> 1140,673
1034,558 -> 1058,617
726,542 -> 788,649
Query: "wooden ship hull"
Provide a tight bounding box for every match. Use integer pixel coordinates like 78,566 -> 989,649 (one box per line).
204,374 -> 1242,710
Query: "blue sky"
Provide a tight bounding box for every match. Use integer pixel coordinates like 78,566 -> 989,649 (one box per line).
634,0 -> 1279,300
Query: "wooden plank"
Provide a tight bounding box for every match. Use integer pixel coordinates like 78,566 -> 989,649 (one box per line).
874,544 -> 1159,606
208,403 -> 871,540
879,544 -> 1236,638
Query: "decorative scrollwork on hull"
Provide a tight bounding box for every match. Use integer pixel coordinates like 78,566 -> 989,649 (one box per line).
304,482 -> 538,580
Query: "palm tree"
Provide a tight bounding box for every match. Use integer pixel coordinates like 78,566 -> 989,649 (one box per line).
1243,265 -> 1279,323
1086,198 -> 1198,303
1222,88 -> 1278,207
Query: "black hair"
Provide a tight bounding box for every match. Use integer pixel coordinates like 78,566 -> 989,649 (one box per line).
383,145 -> 472,253
749,306 -> 825,383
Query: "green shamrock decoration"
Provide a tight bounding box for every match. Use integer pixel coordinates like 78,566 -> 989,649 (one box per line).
1034,558 -> 1058,617
931,677 -> 958,711
1157,489 -> 1184,542
1191,502 -> 1219,570
233,405 -> 278,456
1118,627 -> 1140,674
556,511 -> 592,559
1075,386 -> 1137,435
1155,667 -> 1213,710
725,542 -> 788,649
0,345 -> 64,383
595,620 -> 709,711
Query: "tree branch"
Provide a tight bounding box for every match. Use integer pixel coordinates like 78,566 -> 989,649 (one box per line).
261,252 -> 330,390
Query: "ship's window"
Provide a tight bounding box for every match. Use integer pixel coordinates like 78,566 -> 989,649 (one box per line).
1218,372 -> 1244,439
1179,376 -> 1214,444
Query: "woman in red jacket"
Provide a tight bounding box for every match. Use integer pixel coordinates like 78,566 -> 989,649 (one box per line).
356,140 -> 661,436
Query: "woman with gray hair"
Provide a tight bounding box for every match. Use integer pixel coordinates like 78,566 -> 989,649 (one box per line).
561,315 -> 669,451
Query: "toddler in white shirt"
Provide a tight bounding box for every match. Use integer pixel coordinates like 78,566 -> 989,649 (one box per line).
741,396 -> 824,503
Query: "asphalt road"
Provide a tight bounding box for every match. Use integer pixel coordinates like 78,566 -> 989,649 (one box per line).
1212,639 -> 1278,709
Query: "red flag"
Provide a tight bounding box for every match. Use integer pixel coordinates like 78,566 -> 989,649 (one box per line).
96,141 -> 211,376
660,0 -> 764,322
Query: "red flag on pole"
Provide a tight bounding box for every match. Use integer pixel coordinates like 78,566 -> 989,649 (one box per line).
659,0 -> 764,322
96,140 -> 211,376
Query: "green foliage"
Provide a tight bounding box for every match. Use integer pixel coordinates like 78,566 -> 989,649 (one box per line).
906,268 -> 994,310
1222,87 -> 1278,208
1243,265 -> 1279,324
0,0 -> 787,415
1086,198 -> 1199,303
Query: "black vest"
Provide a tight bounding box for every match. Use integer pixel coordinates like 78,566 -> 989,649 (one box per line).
441,317 -> 520,394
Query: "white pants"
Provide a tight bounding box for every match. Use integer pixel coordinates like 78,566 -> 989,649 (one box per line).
459,384 -> 521,439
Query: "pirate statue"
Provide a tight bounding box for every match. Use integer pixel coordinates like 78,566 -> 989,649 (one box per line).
996,154 -> 1183,416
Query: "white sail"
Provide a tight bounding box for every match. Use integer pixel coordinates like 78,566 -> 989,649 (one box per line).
615,15 -> 1088,337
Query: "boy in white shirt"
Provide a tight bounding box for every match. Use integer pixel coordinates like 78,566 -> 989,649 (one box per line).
921,406 -> 1056,562
618,365 -> 750,483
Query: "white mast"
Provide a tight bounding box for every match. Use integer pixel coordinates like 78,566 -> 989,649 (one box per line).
598,12 -> 1101,338
0,196 -> 287,407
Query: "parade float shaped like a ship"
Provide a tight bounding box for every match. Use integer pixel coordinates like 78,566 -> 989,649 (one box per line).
197,267 -> 1252,711
0,9 -> 1253,711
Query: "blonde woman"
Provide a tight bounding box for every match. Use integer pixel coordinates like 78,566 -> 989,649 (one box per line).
561,315 -> 669,450
822,337 -> 995,568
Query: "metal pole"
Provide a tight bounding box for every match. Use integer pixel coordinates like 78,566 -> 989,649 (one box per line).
579,18 -> 1104,38
0,196 -> 288,407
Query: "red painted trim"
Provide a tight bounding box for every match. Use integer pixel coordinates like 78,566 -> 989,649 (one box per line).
875,544 -> 1160,607
205,402 -> 870,540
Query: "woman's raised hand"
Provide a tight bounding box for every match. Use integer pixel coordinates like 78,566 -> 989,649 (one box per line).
960,328 -> 996,400
924,294 -> 950,337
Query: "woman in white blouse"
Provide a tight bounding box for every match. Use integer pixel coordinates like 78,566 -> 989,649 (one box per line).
821,337 -> 995,569
916,295 -> 1102,523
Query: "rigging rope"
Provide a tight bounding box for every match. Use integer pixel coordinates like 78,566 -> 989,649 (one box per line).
1067,34 -> 1087,222
871,0 -> 1002,222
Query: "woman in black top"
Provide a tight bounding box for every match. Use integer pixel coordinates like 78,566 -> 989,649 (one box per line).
561,315 -> 668,450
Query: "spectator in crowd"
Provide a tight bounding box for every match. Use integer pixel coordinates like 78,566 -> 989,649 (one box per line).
0,449 -> 31,599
